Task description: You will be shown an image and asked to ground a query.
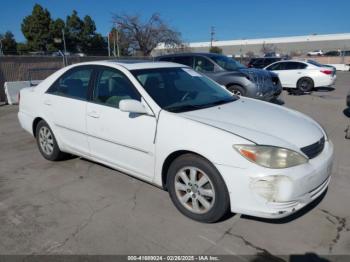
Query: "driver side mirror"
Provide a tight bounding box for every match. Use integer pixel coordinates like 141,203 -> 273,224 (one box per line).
119,99 -> 149,114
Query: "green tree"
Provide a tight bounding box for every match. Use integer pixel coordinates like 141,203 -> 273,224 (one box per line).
66,10 -> 84,52
209,46 -> 223,54
21,4 -> 52,51
48,18 -> 66,51
0,31 -> 17,55
80,15 -> 106,55
16,42 -> 30,55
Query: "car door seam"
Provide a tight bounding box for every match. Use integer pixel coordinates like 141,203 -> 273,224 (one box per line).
56,124 -> 150,154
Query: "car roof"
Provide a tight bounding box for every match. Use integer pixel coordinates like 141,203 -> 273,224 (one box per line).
271,59 -> 306,63
66,60 -> 185,70
157,52 -> 223,58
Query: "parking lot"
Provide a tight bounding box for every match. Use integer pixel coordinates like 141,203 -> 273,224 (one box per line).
0,72 -> 349,259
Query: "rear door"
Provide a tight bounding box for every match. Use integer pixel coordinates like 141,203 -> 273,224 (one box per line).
44,66 -> 93,155
280,62 -> 308,87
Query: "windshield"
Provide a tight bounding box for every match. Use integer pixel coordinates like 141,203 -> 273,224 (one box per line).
210,55 -> 246,71
131,67 -> 237,113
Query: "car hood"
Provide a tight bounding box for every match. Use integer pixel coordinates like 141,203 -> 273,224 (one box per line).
180,98 -> 324,151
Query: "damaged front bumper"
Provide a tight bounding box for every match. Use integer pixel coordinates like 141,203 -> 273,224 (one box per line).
215,140 -> 334,219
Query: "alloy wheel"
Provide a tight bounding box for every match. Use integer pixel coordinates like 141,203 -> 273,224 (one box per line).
38,126 -> 54,155
174,167 -> 215,214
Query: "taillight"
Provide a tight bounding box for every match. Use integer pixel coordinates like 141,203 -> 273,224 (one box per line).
321,69 -> 333,75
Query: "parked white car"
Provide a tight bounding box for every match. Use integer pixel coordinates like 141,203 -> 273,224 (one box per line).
18,61 -> 333,222
264,60 -> 336,92
307,50 -> 324,56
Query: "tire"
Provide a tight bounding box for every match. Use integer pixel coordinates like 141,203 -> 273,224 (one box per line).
297,77 -> 314,93
227,85 -> 246,96
166,154 -> 230,223
35,120 -> 67,161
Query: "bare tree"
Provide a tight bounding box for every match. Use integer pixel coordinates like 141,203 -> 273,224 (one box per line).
112,13 -> 181,56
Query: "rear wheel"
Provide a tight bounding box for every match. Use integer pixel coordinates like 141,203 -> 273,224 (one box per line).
227,85 -> 246,96
36,120 -> 67,161
167,154 -> 230,223
297,77 -> 314,93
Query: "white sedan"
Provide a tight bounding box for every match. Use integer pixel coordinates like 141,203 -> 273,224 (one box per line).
307,50 -> 324,56
18,61 -> 333,222
264,60 -> 336,92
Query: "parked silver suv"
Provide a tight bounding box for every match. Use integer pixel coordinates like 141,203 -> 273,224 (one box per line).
156,53 -> 282,102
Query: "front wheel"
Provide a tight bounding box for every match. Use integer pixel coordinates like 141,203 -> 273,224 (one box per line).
227,85 -> 246,96
167,154 -> 230,223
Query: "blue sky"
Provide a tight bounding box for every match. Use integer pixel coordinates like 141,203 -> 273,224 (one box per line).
1,0 -> 349,42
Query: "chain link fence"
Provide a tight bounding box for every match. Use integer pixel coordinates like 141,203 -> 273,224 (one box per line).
0,55 -> 151,102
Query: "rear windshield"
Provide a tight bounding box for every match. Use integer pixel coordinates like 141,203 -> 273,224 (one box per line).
307,60 -> 324,67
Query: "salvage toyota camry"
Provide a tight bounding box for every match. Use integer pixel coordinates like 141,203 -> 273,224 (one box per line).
18,61 -> 333,222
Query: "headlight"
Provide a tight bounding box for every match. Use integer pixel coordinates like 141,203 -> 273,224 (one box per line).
233,145 -> 308,169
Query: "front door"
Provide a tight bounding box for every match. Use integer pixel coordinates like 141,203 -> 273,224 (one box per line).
86,66 -> 157,180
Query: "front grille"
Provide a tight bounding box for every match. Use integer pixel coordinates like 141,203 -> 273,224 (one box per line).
301,136 -> 325,159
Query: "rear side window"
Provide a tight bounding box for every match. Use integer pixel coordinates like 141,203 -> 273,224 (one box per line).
284,62 -> 307,70
171,56 -> 193,67
194,57 -> 214,72
92,67 -> 141,108
47,67 -> 93,100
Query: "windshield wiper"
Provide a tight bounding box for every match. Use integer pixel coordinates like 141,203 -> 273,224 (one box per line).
165,98 -> 235,113
202,98 -> 236,107
164,104 -> 204,113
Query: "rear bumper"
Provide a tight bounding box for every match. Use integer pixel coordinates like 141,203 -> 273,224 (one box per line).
315,75 -> 337,88
18,111 -> 34,136
216,140 -> 334,219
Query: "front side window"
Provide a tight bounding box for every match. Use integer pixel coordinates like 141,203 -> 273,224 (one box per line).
48,67 -> 93,100
131,67 -> 237,113
194,57 -> 214,72
92,68 -> 141,108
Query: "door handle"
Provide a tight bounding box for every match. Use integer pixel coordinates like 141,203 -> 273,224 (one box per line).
44,99 -> 52,106
87,111 -> 100,118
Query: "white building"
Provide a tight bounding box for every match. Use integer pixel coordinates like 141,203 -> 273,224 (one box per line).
155,33 -> 350,56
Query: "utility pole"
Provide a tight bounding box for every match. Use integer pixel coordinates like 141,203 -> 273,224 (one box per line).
0,39 -> 3,56
115,23 -> 120,57
210,26 -> 215,48
107,33 -> 111,57
113,32 -> 116,57
116,30 -> 120,57
62,29 -> 67,66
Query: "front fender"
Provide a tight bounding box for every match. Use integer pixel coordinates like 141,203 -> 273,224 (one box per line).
153,111 -> 253,186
